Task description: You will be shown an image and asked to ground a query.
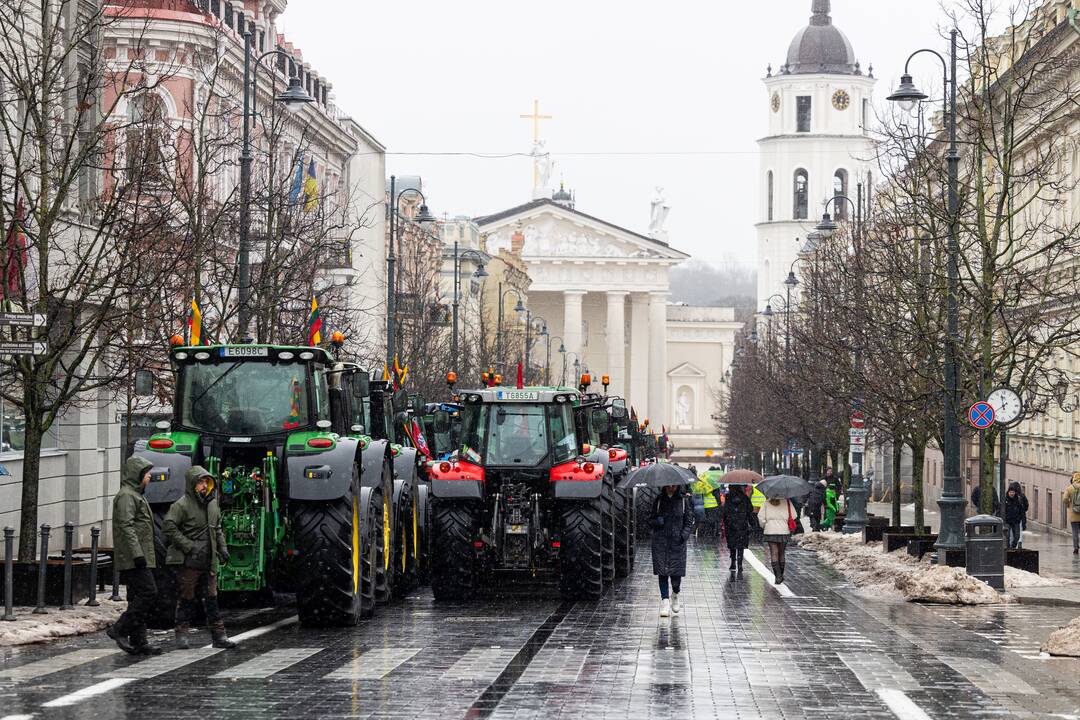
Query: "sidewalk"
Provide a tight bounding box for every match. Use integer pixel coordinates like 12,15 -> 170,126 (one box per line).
867,501 -> 1080,606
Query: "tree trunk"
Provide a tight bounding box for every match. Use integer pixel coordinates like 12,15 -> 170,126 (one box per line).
911,436 -> 926,536
16,404 -> 45,563
891,436 -> 903,527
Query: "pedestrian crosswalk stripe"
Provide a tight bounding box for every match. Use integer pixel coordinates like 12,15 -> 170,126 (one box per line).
42,678 -> 136,708
875,688 -> 933,720
0,648 -> 120,682
325,648 -> 423,680
443,648 -> 518,682
202,614 -> 298,647
212,648 -> 323,679
97,647 -> 224,679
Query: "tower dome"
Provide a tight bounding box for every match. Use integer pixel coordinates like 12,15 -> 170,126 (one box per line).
784,0 -> 857,75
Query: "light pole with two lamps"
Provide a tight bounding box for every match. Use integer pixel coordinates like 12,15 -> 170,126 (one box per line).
386,177 -> 437,365
237,33 -> 315,340
885,30 -> 964,557
523,314 -> 548,385
496,286 -> 526,375
451,247 -> 488,374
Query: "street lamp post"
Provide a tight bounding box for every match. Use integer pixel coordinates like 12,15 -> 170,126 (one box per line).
545,335 -> 565,386
783,266 -> 799,367
562,351 -> 579,387
496,286 -> 525,375
816,188 -> 866,533
523,314 -> 547,385
237,33 -> 315,340
386,177 -> 436,365
887,29 -> 964,556
451,245 -> 488,374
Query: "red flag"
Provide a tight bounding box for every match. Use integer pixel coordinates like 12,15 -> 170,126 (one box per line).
4,200 -> 26,298
412,419 -> 431,459
516,362 -> 524,389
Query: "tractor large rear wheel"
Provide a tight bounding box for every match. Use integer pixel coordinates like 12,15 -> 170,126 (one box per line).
614,486 -> 633,578
374,488 -> 393,604
416,484 -> 432,585
558,498 -> 604,600
431,500 -> 479,601
634,486 -> 656,541
392,484 -> 418,599
292,482 -> 375,627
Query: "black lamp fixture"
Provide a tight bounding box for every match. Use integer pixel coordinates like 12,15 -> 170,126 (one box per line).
815,213 -> 839,239
473,264 -> 489,279
763,304 -> 774,318
415,203 -> 437,225
276,74 -> 316,112
784,271 -> 799,289
887,73 -> 928,112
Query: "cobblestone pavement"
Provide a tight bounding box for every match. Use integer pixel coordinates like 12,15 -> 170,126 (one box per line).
4,540 -> 1080,719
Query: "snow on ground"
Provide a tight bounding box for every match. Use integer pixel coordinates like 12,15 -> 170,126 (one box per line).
1043,617 -> 1080,656
0,598 -> 123,646
796,532 -> 1002,605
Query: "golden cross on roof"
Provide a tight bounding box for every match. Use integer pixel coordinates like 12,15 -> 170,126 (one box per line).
520,99 -> 553,144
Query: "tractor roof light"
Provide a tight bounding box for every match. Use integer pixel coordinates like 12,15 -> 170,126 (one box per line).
494,374 -> 503,386
330,331 -> 345,346
194,352 -> 210,361
169,334 -> 185,347
580,373 -> 591,387
601,375 -> 610,387
173,351 -> 189,361
446,371 -> 457,386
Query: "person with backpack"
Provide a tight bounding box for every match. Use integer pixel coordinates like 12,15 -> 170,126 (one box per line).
1063,472 -> 1080,554
1003,482 -> 1028,549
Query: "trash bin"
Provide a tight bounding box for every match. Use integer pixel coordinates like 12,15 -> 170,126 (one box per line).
965,514 -> 1004,590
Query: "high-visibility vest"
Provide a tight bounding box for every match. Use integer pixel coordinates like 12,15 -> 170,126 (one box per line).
751,485 -> 766,510
703,491 -> 719,509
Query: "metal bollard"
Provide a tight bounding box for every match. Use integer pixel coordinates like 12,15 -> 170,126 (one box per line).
33,524 -> 50,614
109,551 -> 121,602
61,522 -> 74,610
86,527 -> 100,607
3,527 -> 14,621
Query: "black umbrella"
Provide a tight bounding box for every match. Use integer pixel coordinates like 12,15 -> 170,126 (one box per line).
758,474 -> 813,500
619,463 -> 696,490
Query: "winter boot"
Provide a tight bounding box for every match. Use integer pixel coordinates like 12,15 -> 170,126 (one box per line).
211,626 -> 238,649
729,549 -> 737,571
776,559 -> 786,584
106,623 -> 136,655
736,549 -> 744,575
174,623 -> 191,650
130,627 -> 162,656
771,561 -> 781,585
671,593 -> 680,614
659,598 -> 671,618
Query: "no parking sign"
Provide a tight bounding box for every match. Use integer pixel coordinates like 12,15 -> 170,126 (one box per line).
968,402 -> 995,430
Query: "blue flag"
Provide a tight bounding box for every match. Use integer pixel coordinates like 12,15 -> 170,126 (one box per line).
289,156 -> 305,205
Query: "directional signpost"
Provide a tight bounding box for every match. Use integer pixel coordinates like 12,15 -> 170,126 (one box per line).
0,341 -> 47,356
0,312 -> 45,328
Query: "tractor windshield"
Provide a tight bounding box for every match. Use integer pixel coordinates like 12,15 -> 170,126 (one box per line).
179,361 -> 321,436
460,402 -> 577,467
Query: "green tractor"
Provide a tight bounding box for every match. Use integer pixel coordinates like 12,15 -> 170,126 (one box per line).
137,343 -> 418,627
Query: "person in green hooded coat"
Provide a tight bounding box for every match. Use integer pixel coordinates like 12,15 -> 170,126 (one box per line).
163,466 -> 237,649
107,456 -> 162,655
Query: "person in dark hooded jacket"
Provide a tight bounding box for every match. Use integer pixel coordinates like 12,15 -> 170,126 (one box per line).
1003,482 -> 1028,549
107,456 -> 162,656
805,479 -> 827,532
720,485 -> 755,574
651,485 -> 695,617
163,466 -> 237,649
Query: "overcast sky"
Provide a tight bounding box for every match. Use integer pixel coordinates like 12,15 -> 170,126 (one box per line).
280,0 -> 949,269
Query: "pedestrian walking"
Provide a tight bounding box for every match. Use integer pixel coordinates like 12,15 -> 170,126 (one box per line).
720,485 -> 754,574
1063,472 -> 1080,554
651,484 -> 695,618
758,497 -> 796,584
106,456 -> 163,656
822,483 -> 839,532
163,466 -> 237,649
806,479 -> 827,531
1003,482 -> 1028,549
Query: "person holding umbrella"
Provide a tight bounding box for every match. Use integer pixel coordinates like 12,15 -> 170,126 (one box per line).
756,475 -> 810,585
721,481 -> 755,574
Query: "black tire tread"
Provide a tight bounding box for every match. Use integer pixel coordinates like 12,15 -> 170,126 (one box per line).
292,492 -> 369,627
559,499 -> 604,599
431,500 -> 477,601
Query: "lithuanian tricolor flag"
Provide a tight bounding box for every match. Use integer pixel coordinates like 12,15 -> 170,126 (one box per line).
188,298 -> 202,346
306,296 -> 322,346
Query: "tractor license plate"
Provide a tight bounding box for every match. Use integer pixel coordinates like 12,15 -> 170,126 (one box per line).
220,347 -> 269,358
505,524 -> 528,535
495,390 -> 538,401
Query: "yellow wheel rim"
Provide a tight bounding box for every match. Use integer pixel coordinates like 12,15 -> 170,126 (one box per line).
351,498 -> 360,595
383,496 -> 391,571
402,525 -> 407,573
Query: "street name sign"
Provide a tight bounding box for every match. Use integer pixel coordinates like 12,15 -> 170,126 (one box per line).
0,341 -> 47,356
0,312 -> 46,327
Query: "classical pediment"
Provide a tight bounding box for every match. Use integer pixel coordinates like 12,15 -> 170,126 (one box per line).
475,199 -> 688,262
668,362 -> 707,378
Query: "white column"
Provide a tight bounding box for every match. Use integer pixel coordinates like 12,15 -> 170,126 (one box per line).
605,291 -> 627,397
629,293 -> 650,417
648,291 -> 668,428
563,290 -> 585,384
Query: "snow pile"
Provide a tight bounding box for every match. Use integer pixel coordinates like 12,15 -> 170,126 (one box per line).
1042,617 -> 1080,657
796,531 -> 1002,605
0,599 -> 124,646
1005,566 -> 1076,589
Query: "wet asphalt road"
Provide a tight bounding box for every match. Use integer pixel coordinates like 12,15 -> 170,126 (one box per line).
3,541 -> 1080,719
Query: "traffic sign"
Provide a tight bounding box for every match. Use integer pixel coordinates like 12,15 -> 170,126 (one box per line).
849,428 -> 867,439
850,411 -> 865,429
850,435 -> 866,447
0,341 -> 47,356
0,312 -> 45,327
968,402 -> 995,430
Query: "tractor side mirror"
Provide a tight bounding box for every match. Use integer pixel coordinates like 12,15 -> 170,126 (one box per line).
591,408 -> 609,427
610,402 -> 628,420
392,389 -> 408,412
134,369 -> 154,397
351,371 -> 370,403
433,410 -> 451,434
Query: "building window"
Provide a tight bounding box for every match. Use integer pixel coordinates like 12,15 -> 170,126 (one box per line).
833,170 -> 848,219
126,93 -> 169,185
1047,488 -> 1053,527
796,96 -> 811,132
766,171 -> 774,221
1034,486 -> 1040,520
862,98 -> 869,133
224,2 -> 233,27
793,169 -> 809,220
